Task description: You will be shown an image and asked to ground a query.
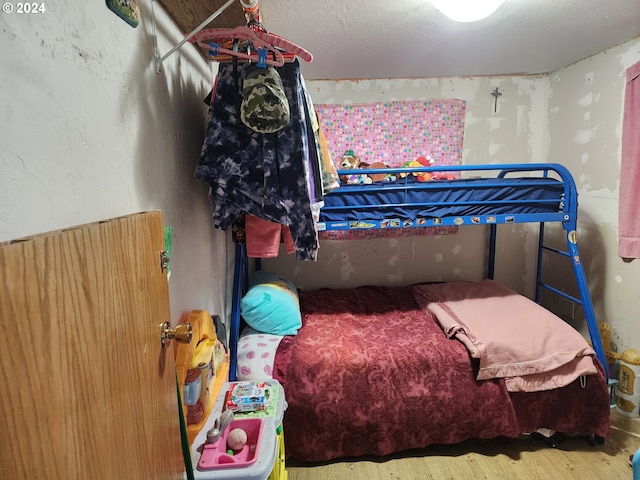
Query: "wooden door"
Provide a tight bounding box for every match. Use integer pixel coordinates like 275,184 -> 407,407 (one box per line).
0,211 -> 184,479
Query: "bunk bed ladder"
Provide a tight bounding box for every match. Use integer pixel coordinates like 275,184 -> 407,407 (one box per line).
487,221 -> 610,383
534,222 -> 609,382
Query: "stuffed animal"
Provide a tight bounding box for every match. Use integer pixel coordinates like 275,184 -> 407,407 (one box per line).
400,155 -> 434,182
342,172 -> 372,184
432,172 -> 457,181
339,150 -> 391,183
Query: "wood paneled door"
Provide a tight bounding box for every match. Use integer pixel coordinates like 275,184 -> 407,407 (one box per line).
0,211 -> 184,479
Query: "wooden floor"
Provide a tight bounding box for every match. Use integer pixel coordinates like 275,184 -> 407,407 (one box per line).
286,410 -> 640,480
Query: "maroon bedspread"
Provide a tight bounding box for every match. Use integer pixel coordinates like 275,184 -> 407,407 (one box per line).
273,285 -> 610,462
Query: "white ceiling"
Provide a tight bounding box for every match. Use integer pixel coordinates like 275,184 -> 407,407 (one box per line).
257,0 -> 640,80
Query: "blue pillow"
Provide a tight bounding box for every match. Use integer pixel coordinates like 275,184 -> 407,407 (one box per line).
240,271 -> 301,336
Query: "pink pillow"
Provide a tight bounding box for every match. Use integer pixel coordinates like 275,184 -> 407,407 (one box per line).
236,328 -> 284,380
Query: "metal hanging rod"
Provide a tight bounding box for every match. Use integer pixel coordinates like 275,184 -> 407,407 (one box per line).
151,0 -> 237,74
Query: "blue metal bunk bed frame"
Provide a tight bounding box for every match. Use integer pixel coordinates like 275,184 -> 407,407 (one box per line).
228,162 -> 608,384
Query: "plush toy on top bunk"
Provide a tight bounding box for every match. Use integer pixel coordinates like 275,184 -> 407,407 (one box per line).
338,150 -> 394,184
400,155 -> 457,181
400,155 -> 433,182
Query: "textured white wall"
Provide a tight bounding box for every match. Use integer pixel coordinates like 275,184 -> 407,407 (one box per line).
0,1 -> 230,326
548,36 -> 640,353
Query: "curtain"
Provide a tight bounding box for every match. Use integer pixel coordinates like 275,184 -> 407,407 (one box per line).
619,60 -> 640,258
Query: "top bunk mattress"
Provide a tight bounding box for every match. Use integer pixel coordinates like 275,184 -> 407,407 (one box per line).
321,177 -> 564,220
318,164 -> 576,230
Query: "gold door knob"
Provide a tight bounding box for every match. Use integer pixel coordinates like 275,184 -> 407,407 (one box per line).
160,321 -> 192,349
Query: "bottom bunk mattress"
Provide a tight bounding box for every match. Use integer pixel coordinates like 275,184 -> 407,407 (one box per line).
270,283 -> 610,462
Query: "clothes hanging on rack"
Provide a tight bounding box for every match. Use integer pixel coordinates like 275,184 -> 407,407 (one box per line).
195,59 -> 321,261
300,77 -> 339,195
244,214 -> 295,258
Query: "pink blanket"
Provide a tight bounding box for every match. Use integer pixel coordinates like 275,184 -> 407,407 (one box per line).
412,280 -> 597,392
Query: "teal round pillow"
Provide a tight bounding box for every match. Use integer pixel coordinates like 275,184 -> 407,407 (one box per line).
240,271 -> 301,336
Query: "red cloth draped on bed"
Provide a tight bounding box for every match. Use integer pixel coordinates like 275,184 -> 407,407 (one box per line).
273,285 -> 610,462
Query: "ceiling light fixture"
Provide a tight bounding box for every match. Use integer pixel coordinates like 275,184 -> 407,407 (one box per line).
433,0 -> 507,23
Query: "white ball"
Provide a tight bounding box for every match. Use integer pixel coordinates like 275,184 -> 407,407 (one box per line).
227,428 -> 248,451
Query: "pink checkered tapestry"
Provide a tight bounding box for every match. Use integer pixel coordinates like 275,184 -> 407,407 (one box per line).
315,99 -> 466,168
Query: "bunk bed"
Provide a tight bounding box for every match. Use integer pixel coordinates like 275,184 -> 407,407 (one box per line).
227,163 -> 611,462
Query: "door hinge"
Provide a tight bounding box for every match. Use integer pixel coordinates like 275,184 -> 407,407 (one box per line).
160,250 -> 170,272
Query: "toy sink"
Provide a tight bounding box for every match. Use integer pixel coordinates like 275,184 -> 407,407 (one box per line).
197,418 -> 264,470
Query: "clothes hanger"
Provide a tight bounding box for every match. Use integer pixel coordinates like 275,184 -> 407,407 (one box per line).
190,26 -> 285,66
195,39 -> 285,67
191,24 -> 313,65
247,21 -> 313,63
207,48 -> 296,66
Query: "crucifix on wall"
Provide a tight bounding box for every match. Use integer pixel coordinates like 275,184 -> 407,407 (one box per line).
491,87 -> 502,113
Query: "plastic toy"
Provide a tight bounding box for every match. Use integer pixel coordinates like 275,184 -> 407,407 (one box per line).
227,428 -> 248,451
175,310 -> 230,445
197,418 -> 265,470
225,381 -> 271,412
616,348 -> 640,416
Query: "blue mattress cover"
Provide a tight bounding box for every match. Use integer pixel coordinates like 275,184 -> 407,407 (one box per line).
319,177 -> 565,222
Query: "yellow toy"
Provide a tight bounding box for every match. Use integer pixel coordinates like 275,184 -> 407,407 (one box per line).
175,310 -> 230,445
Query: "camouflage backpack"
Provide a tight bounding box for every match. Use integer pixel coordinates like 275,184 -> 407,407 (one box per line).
240,66 -> 290,134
